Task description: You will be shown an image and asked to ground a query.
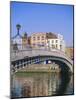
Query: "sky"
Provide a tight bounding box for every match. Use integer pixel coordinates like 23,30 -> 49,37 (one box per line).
11,2 -> 74,47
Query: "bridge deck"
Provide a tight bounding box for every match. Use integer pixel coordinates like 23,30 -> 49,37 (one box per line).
11,49 -> 73,64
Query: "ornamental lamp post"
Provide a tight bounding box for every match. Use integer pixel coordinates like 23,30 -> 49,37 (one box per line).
16,24 -> 21,35
16,24 -> 22,50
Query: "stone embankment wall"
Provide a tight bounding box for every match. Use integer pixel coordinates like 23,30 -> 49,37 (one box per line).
18,64 -> 61,72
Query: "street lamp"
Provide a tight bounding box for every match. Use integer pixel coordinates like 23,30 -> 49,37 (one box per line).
15,24 -> 22,50
16,24 -> 21,35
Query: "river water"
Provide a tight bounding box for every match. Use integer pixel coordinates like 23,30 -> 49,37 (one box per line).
11,72 -> 74,98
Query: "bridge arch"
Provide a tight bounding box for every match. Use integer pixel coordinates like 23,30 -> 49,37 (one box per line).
11,49 -> 73,73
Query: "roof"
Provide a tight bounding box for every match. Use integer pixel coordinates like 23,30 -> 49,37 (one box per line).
46,32 -> 57,39
31,32 -> 46,36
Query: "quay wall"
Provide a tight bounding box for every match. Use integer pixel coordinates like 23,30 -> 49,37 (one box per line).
17,64 -> 61,73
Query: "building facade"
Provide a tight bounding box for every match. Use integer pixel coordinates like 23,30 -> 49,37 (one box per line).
22,33 -> 31,49
22,33 -> 28,49
12,32 -> 30,50
12,32 -> 65,52
31,32 -> 47,48
47,33 -> 65,52
31,32 -> 65,52
12,35 -> 22,50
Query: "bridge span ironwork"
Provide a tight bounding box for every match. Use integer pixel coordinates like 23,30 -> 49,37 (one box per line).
10,47 -> 73,73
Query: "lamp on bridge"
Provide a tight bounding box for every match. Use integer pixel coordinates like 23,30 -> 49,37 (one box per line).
16,24 -> 22,38
11,24 -> 23,51
12,24 -> 22,39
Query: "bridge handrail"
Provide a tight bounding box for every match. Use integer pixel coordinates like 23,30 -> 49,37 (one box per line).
11,48 -> 73,64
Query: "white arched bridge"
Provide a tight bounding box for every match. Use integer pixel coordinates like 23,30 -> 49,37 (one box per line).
11,48 -> 73,73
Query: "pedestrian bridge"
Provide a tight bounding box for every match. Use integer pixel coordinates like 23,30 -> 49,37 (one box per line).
11,49 -> 73,73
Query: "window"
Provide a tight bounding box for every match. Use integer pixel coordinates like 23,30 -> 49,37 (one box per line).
42,36 -> 44,40
33,43 -> 35,46
37,36 -> 40,40
56,40 -> 58,43
60,45 -> 62,50
33,37 -> 35,40
56,44 -> 58,48
42,42 -> 45,46
52,44 -> 55,48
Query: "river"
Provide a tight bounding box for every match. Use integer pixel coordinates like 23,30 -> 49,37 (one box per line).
11,71 -> 74,98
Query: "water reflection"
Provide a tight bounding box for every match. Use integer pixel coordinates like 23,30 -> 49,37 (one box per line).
11,72 -> 73,98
